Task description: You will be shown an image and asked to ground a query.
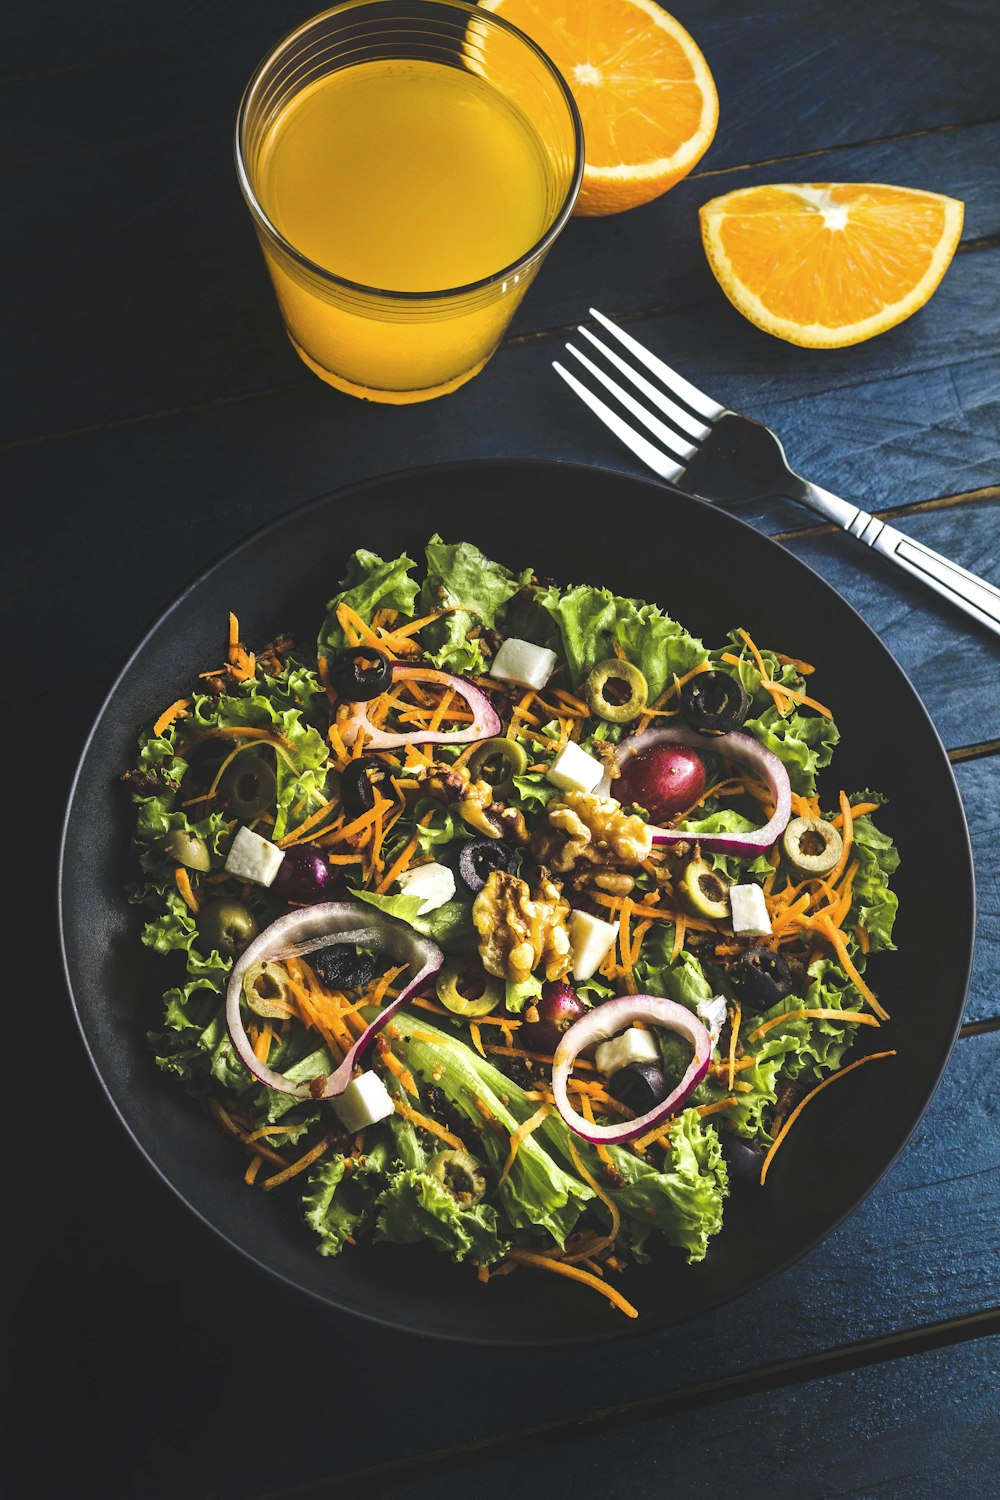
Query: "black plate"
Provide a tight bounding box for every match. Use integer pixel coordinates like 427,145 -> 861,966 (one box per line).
59,459 -> 974,1345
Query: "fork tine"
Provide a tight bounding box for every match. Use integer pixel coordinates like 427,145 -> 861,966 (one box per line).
564,343 -> 698,461
588,308 -> 726,422
576,327 -> 711,441
552,361 -> 685,483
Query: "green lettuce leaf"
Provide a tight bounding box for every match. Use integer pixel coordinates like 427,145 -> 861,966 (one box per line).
743,705 -> 840,797
532,583 -> 705,697
845,802 -> 899,952
417,536 -> 529,675
373,1169 -> 508,1264
317,548 -> 419,659
349,886 -> 475,950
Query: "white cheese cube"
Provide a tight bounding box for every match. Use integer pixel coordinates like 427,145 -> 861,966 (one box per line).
546,741 -> 605,795
396,861 -> 456,914
595,1026 -> 660,1077
224,825 -> 286,888
568,910 -> 618,981
729,883 -> 772,937
696,995 -> 729,1048
489,638 -> 558,691
331,1070 -> 396,1132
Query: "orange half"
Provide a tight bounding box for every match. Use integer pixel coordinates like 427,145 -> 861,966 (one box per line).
700,182 -> 964,347
480,0 -> 718,215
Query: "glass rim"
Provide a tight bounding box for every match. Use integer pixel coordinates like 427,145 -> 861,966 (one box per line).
234,0 -> 585,304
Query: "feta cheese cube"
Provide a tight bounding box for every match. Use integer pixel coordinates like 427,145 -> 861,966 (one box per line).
546,741 -> 605,795
729,883 -> 772,937
489,638 -> 557,691
595,1026 -> 660,1077
568,909 -> 618,981
396,861 -> 455,914
696,995 -> 729,1048
224,825 -> 285,888
331,1070 -> 395,1132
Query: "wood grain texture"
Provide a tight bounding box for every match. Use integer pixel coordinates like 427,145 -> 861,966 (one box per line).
349,1337 -> 1000,1500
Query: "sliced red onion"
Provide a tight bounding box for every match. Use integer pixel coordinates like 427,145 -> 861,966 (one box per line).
596,725 -> 792,856
225,901 -> 442,1099
340,665 -> 500,750
552,996 -> 712,1145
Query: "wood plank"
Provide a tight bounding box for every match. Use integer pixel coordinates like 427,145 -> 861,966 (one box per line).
955,758 -> 1000,1027
5,0 -> 998,160
351,1337 -> 1000,1500
778,499 -> 1000,751
5,105 -> 997,443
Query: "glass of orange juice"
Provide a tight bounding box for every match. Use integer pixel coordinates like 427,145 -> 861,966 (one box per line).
235,0 -> 583,403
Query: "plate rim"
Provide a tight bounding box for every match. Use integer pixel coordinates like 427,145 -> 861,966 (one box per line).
58,454 -> 976,1346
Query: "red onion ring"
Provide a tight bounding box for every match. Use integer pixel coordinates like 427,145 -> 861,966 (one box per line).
225,901 -> 442,1099
552,996 -> 712,1144
596,725 -> 792,856
340,665 -> 500,749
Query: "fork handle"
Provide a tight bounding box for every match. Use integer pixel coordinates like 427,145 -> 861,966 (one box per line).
798,481 -> 1000,640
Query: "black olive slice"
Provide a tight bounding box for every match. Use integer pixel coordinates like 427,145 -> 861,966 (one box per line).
340,756 -> 391,820
328,647 -> 393,702
680,670 -> 751,735
457,837 -> 518,894
609,1062 -> 669,1114
313,944 -> 377,992
728,945 -> 794,1011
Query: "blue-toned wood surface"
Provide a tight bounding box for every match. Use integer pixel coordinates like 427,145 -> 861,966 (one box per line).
6,0 -> 998,1495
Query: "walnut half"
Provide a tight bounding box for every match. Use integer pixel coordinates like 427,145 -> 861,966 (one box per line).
532,790 -> 653,874
471,870 -> 572,985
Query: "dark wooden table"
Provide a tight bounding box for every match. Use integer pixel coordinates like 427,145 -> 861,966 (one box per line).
7,1 -> 999,1495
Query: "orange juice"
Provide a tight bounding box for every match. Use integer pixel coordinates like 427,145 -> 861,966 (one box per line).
252,58 -> 558,400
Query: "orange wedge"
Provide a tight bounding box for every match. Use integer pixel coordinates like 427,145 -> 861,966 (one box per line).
699,182 -> 964,347
479,0 -> 718,215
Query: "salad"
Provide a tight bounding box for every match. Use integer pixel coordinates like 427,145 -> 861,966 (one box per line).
124,537 -> 899,1319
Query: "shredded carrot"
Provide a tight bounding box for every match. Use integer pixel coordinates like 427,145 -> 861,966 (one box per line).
727,1001 -> 741,1091
825,791 -> 854,887
746,1007 -> 880,1043
376,1043 -> 419,1099
774,652 -> 815,676
790,791 -> 823,820
670,913 -> 686,963
253,1023 -> 273,1065
206,1097 -> 244,1141
497,1104 -> 551,1187
631,918 -> 652,969
697,1095 -> 739,1118
504,1248 -> 638,1319
814,914 -> 889,1020
469,1022 -> 485,1059
760,1051 -> 898,1185
831,800 -> 881,829
153,698 -> 192,737
619,898 -> 636,993
261,1133 -> 336,1190
565,1137 -> 621,1261
737,628 -> 789,714
579,1093 -> 613,1166
631,1118 -> 674,1154
484,1043 -> 596,1070
277,792 -> 344,848
856,925 -> 870,954
394,1100 -> 464,1149
174,867 -> 200,913
375,829 -> 421,894
244,1155 -> 265,1186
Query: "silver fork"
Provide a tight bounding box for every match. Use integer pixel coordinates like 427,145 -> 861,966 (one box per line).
553,308 -> 1000,640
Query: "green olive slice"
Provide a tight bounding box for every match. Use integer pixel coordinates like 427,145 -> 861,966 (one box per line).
243,960 -> 296,1018
467,737 -> 528,799
197,898 -> 258,958
585,659 -> 649,723
781,816 -> 843,879
428,1148 -> 487,1205
677,856 -> 731,921
436,960 -> 504,1017
218,752 -> 276,819
166,828 -> 211,872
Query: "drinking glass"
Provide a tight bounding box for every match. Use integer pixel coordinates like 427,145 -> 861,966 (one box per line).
235,0 -> 583,403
